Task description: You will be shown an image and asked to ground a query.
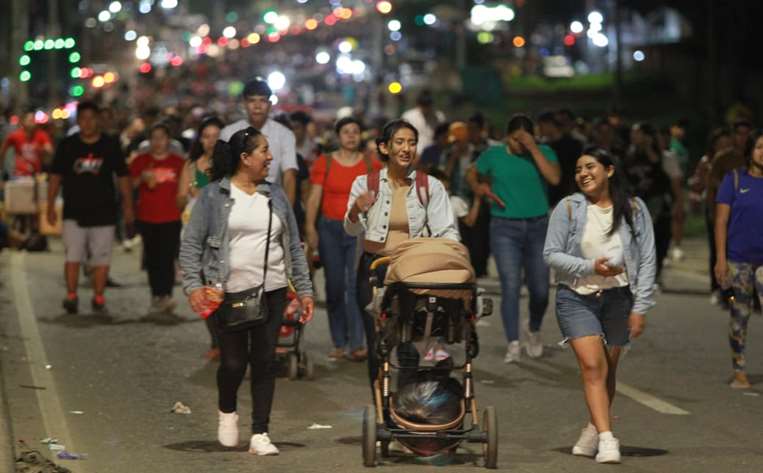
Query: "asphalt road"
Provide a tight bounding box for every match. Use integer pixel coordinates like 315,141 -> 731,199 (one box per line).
1,240 -> 762,473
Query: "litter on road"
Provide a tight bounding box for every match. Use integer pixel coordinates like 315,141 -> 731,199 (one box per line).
171,401 -> 192,414
307,423 -> 333,430
57,450 -> 89,460
68,410 -> 85,415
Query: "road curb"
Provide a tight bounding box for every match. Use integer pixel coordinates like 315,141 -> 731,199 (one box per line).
0,358 -> 16,472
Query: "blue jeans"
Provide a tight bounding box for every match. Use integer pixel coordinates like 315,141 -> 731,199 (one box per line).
318,218 -> 365,351
490,215 -> 550,342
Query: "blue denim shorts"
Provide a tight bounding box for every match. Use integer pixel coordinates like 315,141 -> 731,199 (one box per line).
555,285 -> 634,346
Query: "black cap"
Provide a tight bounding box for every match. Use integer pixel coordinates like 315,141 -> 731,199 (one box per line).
242,78 -> 272,98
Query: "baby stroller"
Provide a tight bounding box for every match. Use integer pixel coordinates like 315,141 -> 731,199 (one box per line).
277,285 -> 314,380
361,239 -> 497,468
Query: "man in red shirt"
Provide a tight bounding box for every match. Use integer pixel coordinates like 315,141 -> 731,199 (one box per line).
0,111 -> 53,176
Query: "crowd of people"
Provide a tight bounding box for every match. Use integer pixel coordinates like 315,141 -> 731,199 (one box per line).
1,77 -> 761,464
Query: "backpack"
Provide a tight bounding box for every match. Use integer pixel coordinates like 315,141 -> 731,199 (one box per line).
367,169 -> 430,208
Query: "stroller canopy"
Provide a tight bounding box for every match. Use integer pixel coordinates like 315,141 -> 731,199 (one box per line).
384,238 -> 476,287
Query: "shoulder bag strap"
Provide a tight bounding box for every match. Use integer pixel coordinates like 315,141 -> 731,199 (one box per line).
262,199 -> 273,287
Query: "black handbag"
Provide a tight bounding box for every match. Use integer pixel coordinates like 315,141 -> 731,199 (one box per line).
216,200 -> 273,332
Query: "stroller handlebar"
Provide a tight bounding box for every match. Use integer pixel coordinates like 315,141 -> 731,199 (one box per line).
370,256 -> 392,271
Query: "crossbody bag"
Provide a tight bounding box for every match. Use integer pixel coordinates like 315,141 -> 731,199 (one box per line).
216,199 -> 273,332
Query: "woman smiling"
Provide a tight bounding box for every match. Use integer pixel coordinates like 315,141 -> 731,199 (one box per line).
543,147 -> 657,464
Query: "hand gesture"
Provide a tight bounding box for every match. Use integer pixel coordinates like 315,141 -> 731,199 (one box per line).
628,312 -> 646,338
475,183 -> 506,209
714,259 -> 730,289
143,170 -> 157,189
354,190 -> 377,213
515,129 -> 538,152
594,257 -> 624,277
305,226 -> 319,251
299,296 -> 315,324
188,287 -> 208,314
46,204 -> 57,226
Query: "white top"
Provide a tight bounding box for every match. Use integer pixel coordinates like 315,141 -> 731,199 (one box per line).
226,184 -> 288,293
220,118 -> 298,185
450,195 -> 469,219
572,204 -> 629,294
401,107 -> 446,155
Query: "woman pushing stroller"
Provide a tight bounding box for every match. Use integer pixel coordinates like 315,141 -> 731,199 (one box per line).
343,119 -> 460,390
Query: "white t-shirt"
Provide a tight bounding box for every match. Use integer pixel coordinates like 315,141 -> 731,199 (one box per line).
220,118 -> 298,185
226,184 -> 288,293
572,204 -> 629,294
450,195 -> 469,219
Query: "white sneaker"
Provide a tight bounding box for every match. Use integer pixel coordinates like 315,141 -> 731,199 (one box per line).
671,246 -> 684,262
249,433 -> 280,456
218,411 -> 239,447
524,322 -> 544,359
504,341 -> 521,364
595,433 -> 621,464
571,423 -> 598,457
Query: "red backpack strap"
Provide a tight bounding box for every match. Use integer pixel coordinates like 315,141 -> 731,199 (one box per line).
415,171 -> 429,208
367,169 -> 380,197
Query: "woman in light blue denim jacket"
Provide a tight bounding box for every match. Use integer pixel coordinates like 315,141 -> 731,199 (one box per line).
180,128 -> 313,456
543,148 -> 656,464
344,119 -> 459,391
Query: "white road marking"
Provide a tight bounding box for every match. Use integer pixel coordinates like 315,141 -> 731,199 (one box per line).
616,382 -> 690,415
10,253 -> 87,471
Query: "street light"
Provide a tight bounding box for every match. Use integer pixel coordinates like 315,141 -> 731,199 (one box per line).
267,71 -> 286,92
315,51 -> 331,64
570,21 -> 584,34
588,11 -> 604,24
223,26 -> 237,39
109,1 -> 122,14
387,19 -> 401,32
376,1 -> 392,15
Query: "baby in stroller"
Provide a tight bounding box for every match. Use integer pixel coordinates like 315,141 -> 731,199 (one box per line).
362,239 -> 497,468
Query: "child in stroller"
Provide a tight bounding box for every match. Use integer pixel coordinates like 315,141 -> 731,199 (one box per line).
361,239 -> 497,468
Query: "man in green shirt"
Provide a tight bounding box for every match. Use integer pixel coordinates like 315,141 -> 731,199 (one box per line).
467,114 -> 560,364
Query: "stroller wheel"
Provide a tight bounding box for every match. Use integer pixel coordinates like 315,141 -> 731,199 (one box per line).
303,353 -> 315,380
288,353 -> 299,380
362,405 -> 377,467
482,406 -> 498,469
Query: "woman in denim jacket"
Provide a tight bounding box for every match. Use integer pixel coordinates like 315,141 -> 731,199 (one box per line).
179,127 -> 314,456
543,148 -> 656,464
344,119 -> 459,390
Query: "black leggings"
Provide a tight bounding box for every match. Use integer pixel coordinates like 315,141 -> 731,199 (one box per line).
216,288 -> 286,434
138,221 -> 181,297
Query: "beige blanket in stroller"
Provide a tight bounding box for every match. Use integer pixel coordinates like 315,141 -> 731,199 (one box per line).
384,238 -> 475,302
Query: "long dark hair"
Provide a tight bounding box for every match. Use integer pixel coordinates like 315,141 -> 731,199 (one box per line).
746,130 -> 763,168
209,127 -> 263,181
375,119 -> 418,162
581,146 -> 633,236
188,116 -> 224,162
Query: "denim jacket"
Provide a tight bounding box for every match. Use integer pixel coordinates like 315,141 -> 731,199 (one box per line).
179,177 -> 313,298
343,167 -> 460,243
543,192 -> 657,314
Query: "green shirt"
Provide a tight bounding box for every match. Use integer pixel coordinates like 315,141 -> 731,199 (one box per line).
475,144 -> 558,219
